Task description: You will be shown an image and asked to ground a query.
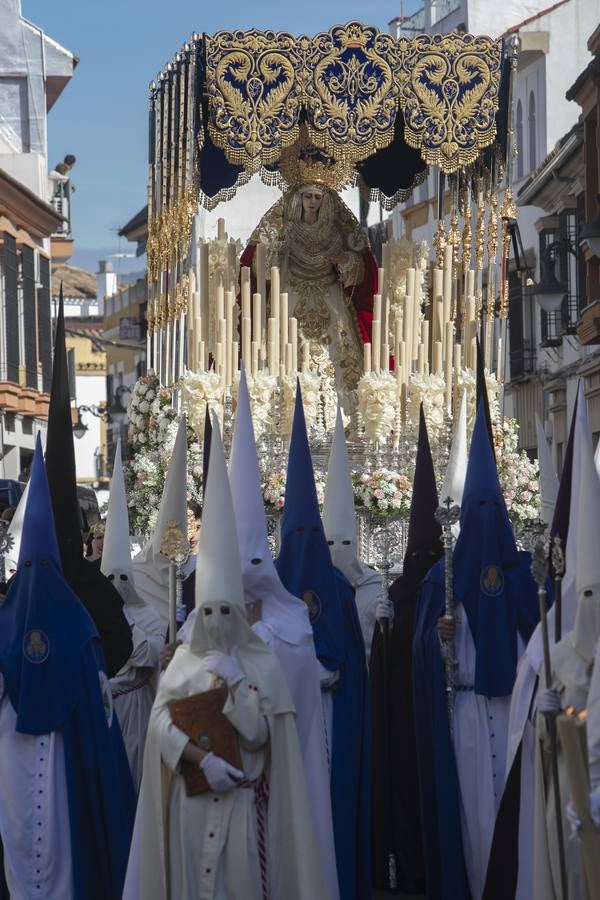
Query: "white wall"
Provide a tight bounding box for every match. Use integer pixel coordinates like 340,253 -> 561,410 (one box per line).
73,373 -> 105,482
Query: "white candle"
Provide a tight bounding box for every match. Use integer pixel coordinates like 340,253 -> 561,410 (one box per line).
225,290 -> 234,386
285,343 -> 293,375
432,267 -> 443,343
372,320 -> 381,372
443,244 -> 453,325
255,244 -> 266,343
241,267 -> 251,320
302,342 -> 310,373
364,342 -> 372,373
217,218 -> 226,241
444,321 -> 454,412
378,267 -> 384,295
381,343 -> 389,372
252,292 -> 261,350
216,283 -> 225,327
290,317 -> 298,372
417,344 -> 425,374
242,316 -> 251,368
421,319 -> 430,365
198,340 -> 205,372
268,318 -> 277,376
406,267 -> 416,300
280,292 -> 289,357
251,340 -> 259,378
433,341 -> 443,375
232,341 -> 239,375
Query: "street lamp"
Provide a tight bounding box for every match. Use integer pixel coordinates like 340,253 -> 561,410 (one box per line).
72,386 -> 132,439
531,241 -> 569,314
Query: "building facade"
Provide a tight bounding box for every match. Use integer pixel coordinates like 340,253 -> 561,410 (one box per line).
51,264 -> 110,498
0,0 -> 75,480
389,0 -> 598,463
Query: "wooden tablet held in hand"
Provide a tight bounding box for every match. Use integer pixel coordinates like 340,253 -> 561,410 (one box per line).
168,685 -> 243,796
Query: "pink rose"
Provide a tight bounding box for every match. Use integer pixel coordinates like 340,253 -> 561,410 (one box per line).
374,489 -> 384,499
275,497 -> 284,508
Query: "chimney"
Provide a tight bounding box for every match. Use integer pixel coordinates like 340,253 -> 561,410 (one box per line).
97,259 -> 117,306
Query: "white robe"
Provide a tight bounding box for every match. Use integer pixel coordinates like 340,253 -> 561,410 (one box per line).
125,645 -> 329,900
452,603 -> 520,900
110,605 -> 165,789
0,684 -> 73,900
533,637 -> 591,900
179,611 -> 340,900
254,621 -> 339,900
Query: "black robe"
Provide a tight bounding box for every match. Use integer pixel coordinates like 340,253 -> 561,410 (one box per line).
370,548 -> 441,894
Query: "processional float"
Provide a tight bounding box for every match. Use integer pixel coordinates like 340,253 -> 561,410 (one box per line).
137,22 -> 520,574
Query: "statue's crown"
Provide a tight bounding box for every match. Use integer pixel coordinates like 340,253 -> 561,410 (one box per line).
278,130 -> 354,192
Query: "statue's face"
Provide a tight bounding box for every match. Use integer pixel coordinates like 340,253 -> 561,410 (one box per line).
301,188 -> 323,218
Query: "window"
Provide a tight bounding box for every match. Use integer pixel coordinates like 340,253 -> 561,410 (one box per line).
3,235 -> 19,383
528,92 -> 537,171
508,271 -> 535,379
516,99 -> 524,179
539,207 -> 586,344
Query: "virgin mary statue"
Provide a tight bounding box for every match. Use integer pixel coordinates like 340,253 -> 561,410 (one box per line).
240,168 -> 377,414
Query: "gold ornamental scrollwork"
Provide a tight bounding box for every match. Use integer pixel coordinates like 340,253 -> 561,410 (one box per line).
301,22 -> 401,163
205,29 -> 304,168
400,33 -> 502,173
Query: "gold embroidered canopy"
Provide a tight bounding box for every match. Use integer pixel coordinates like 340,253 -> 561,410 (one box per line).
204,24 -> 503,174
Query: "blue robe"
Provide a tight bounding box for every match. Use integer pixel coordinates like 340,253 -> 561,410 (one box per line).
330,570 -> 371,900
413,554 -> 545,900
0,550 -> 135,899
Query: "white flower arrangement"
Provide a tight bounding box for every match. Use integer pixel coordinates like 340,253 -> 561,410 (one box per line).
357,371 -> 398,443
262,468 -> 326,512
232,370 -> 277,440
454,368 -> 501,433
494,418 -> 541,530
280,372 -> 321,437
181,370 -> 224,437
408,372 -> 447,441
352,469 -> 412,518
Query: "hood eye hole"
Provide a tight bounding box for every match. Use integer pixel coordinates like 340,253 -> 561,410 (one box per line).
120,574 -> 128,581
296,525 -> 305,533
342,540 -> 351,546
25,560 -> 32,567
250,557 -> 262,565
584,589 -> 593,597
203,608 -> 212,616
479,500 -> 487,506
311,526 -> 320,533
327,540 -> 334,546
108,574 -> 115,581
220,606 -> 231,615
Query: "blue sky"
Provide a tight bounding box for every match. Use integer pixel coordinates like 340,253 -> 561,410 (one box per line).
22,1 -> 420,273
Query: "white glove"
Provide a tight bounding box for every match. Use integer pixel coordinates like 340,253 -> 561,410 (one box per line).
566,800 -> 582,838
590,787 -> 600,828
204,650 -> 245,687
537,688 -> 561,715
376,598 -> 394,623
200,752 -> 244,793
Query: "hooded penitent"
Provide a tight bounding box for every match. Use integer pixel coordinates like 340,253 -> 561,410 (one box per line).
45,287 -> 131,678
4,479 -> 29,577
230,366 -> 339,900
485,392 -> 581,900
440,390 -> 468,511
0,435 -> 135,900
532,422 -> 600,900
322,406 -> 382,658
275,383 -> 372,900
371,404 -> 442,894
413,402 -> 541,900
536,415 -> 559,526
133,415 -> 188,625
101,439 -> 165,789
128,414 -> 329,900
